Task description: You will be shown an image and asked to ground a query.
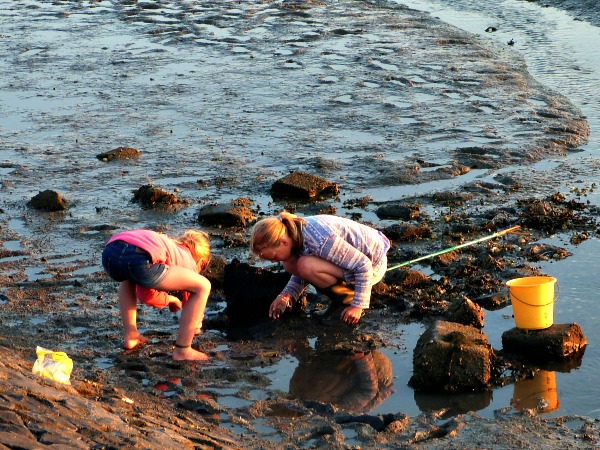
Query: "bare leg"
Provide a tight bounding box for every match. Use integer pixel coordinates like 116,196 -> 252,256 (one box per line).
292,255 -> 344,289
154,266 -> 211,361
292,256 -> 364,324
118,280 -> 149,349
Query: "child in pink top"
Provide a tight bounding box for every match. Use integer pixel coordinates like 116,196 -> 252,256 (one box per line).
102,229 -> 211,361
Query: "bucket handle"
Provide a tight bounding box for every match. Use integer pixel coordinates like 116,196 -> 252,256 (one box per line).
509,282 -> 559,307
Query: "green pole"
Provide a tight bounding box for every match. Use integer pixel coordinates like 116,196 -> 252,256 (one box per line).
386,225 -> 521,272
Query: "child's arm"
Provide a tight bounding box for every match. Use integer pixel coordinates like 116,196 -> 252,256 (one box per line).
280,275 -> 307,300
270,277 -> 307,319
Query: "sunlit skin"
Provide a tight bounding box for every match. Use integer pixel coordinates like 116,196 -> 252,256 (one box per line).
119,257 -> 210,361
260,233 -> 364,325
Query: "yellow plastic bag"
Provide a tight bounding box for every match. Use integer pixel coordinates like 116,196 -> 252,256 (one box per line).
32,346 -> 73,384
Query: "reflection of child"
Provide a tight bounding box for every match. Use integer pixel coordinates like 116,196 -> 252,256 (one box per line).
250,212 -> 390,324
102,229 -> 211,361
289,349 -> 394,414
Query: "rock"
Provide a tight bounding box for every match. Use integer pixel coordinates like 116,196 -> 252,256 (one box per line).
382,413 -> 410,434
270,171 -> 339,200
0,345 -> 245,449
501,323 -> 587,361
28,190 -> 68,212
96,146 -> 141,161
435,163 -> 471,177
525,243 -> 571,261
197,202 -> 255,227
177,398 -> 221,415
335,413 -> 387,432
431,250 -> 460,267
384,269 -> 430,288
221,232 -> 247,248
447,296 -> 485,329
382,223 -> 432,241
410,320 -> 494,392
473,291 -> 510,311
204,254 -> 227,288
132,184 -> 187,208
432,191 -> 475,204
376,203 -> 420,220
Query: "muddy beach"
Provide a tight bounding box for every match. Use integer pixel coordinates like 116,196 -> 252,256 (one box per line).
1,0 -> 599,448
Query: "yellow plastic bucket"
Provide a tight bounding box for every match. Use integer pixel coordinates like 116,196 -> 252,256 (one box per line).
506,276 -> 557,330
511,370 -> 559,413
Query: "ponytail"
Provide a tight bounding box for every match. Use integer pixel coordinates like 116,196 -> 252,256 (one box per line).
250,211 -> 306,254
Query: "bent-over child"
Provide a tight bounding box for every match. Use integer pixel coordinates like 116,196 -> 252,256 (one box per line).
250,212 -> 390,325
101,228 -> 211,361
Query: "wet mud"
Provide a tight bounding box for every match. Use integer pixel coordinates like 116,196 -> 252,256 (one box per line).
1,0 -> 599,448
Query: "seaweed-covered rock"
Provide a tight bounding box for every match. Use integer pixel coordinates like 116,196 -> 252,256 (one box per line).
96,147 -> 141,161
446,296 -> 485,329
501,323 -> 587,361
198,201 -> 255,228
376,203 -> 420,220
28,190 -> 68,212
204,254 -> 227,288
271,171 -> 339,200
410,320 -> 494,392
384,268 -> 430,288
432,191 -> 475,204
132,185 -> 187,208
382,223 -> 432,242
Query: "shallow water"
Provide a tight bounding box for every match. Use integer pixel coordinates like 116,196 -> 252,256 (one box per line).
385,0 -> 600,418
250,0 -> 600,421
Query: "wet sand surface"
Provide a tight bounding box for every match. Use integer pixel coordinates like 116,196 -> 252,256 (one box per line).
1,0 -> 599,448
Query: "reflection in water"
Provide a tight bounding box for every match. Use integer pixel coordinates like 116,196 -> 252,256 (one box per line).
511,370 -> 559,413
414,390 -> 492,419
288,348 -> 394,414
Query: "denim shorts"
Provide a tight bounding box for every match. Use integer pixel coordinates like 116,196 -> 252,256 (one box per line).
101,240 -> 169,288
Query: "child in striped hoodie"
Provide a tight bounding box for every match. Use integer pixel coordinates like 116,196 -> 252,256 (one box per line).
251,212 -> 390,325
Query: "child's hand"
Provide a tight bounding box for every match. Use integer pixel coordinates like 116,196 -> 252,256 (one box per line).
341,305 -> 363,325
168,295 -> 182,312
269,293 -> 292,319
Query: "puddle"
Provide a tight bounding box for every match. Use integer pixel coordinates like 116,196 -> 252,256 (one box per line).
94,357 -> 114,370
362,168 -> 488,201
71,266 -> 100,277
70,327 -> 88,335
25,267 -> 53,282
217,396 -> 253,409
511,370 -> 559,414
29,317 -> 47,326
255,355 -> 300,393
0,255 -> 28,264
286,349 -> 394,414
2,240 -> 23,251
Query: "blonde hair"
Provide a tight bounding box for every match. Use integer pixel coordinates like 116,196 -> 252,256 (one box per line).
176,230 -> 211,272
250,211 -> 306,255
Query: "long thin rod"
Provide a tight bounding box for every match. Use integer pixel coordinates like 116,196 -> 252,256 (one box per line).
386,225 -> 521,272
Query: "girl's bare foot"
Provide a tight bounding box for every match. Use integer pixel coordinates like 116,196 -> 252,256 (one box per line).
172,346 -> 209,361
123,333 -> 149,350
